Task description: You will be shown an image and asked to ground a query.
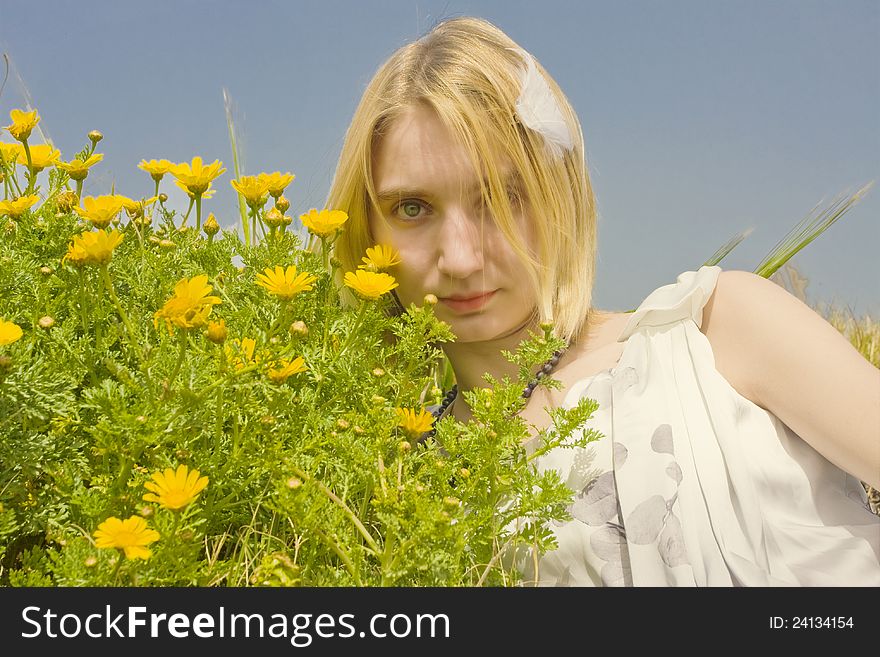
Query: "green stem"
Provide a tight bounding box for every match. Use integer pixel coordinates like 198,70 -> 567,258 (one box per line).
289,465 -> 380,557
21,140 -> 35,194
100,266 -> 143,363
111,553 -> 124,584
213,348 -> 227,452
77,271 -> 99,386
180,197 -> 194,228
335,300 -> 368,360
165,331 -> 188,394
75,179 -> 83,199
195,194 -> 203,232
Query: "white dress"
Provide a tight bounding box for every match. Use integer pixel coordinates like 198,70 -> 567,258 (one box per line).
519,265 -> 880,586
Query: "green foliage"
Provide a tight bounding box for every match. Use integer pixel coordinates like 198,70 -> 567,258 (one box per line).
0,137 -> 599,586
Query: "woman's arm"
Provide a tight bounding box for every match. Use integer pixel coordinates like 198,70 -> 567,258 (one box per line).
702,269 -> 880,490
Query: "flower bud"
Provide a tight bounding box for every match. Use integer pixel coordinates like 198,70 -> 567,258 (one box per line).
371,394 -> 386,405
139,505 -> 153,518
287,477 -> 302,490
148,235 -> 162,245
88,130 -> 104,144
84,556 -> 98,568
423,293 -> 438,306
158,193 -> 168,203
281,213 -> 292,226
275,196 -> 290,213
56,191 -> 79,213
40,266 -> 53,276
459,468 -> 470,479
289,320 -> 308,338
264,207 -> 284,228
398,441 -> 411,452
372,367 -> 385,377
203,213 -> 220,236
336,418 -> 350,430
0,355 -> 12,375
205,319 -> 227,344
38,316 -> 54,330
443,496 -> 461,508
159,239 -> 176,250
353,425 -> 365,435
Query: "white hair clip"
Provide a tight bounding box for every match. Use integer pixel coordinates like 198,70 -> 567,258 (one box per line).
512,49 -> 574,158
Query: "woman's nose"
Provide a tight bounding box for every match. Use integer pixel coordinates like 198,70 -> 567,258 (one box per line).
436,207 -> 485,279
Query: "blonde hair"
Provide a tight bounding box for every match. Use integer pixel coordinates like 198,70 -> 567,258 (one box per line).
327,16 -> 599,344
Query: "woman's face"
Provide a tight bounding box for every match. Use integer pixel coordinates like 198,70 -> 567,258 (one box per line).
368,104 -> 538,344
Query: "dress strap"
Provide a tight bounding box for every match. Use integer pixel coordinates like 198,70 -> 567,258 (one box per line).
618,265 -> 722,341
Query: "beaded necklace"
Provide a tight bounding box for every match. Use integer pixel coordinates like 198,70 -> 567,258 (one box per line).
429,343 -> 571,429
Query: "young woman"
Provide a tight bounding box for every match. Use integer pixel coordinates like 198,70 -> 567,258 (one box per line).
327,17 -> 880,586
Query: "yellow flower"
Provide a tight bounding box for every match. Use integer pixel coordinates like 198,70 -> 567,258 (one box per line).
257,171 -> 295,198
267,356 -> 308,384
20,144 -> 60,172
5,109 -> 40,142
255,265 -> 318,301
230,175 -> 269,209
359,244 -> 401,271
205,318 -> 227,343
74,195 -> 126,229
153,274 -> 222,335
224,337 -> 257,370
142,464 -> 209,511
175,179 -> 216,200
63,229 -> 124,267
203,213 -> 220,236
138,158 -> 174,182
343,269 -> 399,300
170,156 -> 226,196
56,153 -> 103,181
299,208 -> 348,237
395,407 -> 435,440
0,320 -> 23,346
93,515 -> 160,560
0,141 -> 22,166
0,195 -> 40,219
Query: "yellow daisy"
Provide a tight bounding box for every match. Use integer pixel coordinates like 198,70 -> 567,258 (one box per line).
74,195 -> 126,229
343,269 -> 399,300
255,265 -> 318,301
0,195 -> 40,219
359,244 -> 401,271
257,171 -> 295,198
19,144 -> 60,172
299,208 -> 348,237
153,274 -> 222,335
230,175 -> 270,209
138,158 -> 174,182
56,153 -> 103,181
395,407 -> 436,440
93,515 -> 160,560
267,356 -> 308,384
0,141 -> 22,166
5,109 -> 40,142
170,156 -> 226,196
142,464 -> 209,511
0,320 -> 23,346
63,229 -> 124,267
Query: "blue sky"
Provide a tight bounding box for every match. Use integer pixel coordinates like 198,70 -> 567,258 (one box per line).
2,0 -> 878,315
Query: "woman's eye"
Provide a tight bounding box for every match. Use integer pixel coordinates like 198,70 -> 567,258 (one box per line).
393,200 -> 428,221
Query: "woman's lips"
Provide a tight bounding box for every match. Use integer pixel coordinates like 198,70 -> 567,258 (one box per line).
440,290 -> 497,312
